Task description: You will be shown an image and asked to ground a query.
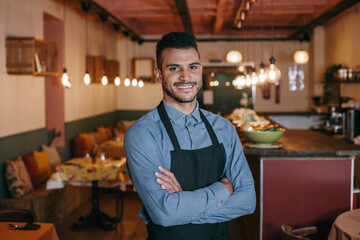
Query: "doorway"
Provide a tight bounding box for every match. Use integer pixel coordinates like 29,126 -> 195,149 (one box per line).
43,12 -> 65,146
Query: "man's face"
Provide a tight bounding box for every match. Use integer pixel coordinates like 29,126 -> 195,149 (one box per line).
155,48 -> 203,104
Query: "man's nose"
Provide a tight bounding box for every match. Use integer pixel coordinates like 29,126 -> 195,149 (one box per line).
179,69 -> 190,80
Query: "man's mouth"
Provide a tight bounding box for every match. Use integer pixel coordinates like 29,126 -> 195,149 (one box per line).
174,82 -> 196,89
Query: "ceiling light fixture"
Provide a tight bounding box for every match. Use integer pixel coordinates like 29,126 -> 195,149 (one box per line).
258,0 -> 267,85
124,77 -> 130,87
226,50 -> 242,64
266,0 -> 281,83
82,2 -> 91,86
114,76 -> 121,86
61,0 -> 71,88
293,50 -> 309,64
100,13 -> 108,86
294,33 -> 310,64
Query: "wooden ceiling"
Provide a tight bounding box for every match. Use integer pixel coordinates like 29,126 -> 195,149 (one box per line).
77,0 -> 360,42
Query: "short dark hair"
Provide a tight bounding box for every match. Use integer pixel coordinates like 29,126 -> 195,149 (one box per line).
156,32 -> 200,69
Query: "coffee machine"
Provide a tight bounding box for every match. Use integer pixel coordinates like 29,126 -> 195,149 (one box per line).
324,106 -> 346,134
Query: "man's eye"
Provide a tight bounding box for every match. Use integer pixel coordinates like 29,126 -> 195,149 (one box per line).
190,65 -> 198,70
169,67 -> 179,71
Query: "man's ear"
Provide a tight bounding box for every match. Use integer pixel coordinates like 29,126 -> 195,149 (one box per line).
154,68 -> 162,83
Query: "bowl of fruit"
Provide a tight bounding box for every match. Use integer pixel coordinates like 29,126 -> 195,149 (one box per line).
239,122 -> 285,144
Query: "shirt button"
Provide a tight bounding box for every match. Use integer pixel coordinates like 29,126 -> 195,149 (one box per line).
190,131 -> 193,134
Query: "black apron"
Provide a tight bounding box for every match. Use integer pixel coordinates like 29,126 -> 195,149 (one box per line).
146,102 -> 231,240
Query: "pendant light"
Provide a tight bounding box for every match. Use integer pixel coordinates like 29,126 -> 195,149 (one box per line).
226,41 -> 242,64
124,77 -> 130,87
293,50 -> 309,64
265,0 -> 281,83
293,33 -> 309,64
258,0 -> 267,85
266,56 -> 281,83
61,0 -> 71,88
131,40 -> 138,87
114,76 -> 121,86
82,2 -> 91,85
226,50 -> 242,64
100,14 -> 108,86
131,78 -> 138,87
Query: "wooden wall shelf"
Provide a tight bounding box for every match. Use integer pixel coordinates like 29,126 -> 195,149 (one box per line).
86,56 -> 119,84
6,37 -> 58,76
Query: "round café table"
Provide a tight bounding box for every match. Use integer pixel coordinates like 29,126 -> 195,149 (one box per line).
328,209 -> 360,240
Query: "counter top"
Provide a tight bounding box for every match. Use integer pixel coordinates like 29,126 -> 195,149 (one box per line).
242,129 -> 360,157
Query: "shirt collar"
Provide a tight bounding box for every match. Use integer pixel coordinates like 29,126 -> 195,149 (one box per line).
162,100 -> 202,124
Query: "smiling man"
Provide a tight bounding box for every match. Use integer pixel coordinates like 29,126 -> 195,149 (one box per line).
124,32 -> 256,240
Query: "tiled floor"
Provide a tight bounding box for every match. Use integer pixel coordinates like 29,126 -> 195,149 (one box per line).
57,190 -> 147,240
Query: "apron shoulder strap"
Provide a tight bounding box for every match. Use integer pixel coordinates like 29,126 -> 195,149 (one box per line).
199,110 -> 219,145
157,101 -> 181,150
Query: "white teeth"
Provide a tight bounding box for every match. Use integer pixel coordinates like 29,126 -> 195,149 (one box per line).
177,85 -> 192,89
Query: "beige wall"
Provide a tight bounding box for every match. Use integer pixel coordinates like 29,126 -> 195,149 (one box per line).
1,0 -> 359,139
324,10 -> 360,101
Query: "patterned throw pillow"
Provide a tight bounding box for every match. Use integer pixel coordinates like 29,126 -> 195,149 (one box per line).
33,150 -> 52,184
42,145 -> 61,171
22,154 -> 42,189
5,157 -> 34,198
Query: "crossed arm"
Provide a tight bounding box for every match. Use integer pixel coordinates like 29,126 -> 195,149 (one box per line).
155,166 -> 234,196
125,123 -> 256,226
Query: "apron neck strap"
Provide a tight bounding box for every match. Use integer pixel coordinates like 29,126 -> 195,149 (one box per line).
199,110 -> 219,145
157,101 -> 181,150
157,101 -> 220,150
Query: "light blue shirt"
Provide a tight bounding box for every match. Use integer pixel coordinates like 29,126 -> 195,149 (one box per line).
124,100 -> 256,227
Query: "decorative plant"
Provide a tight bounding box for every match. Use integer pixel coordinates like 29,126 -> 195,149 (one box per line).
321,64 -> 342,104
47,128 -> 62,146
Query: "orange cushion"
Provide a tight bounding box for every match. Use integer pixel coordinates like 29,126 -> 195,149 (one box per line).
22,154 -> 42,189
33,150 -> 52,184
79,133 -> 94,151
72,136 -> 87,158
97,126 -> 108,141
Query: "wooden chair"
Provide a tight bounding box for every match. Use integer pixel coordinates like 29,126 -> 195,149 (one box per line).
281,224 -> 318,240
0,209 -> 37,222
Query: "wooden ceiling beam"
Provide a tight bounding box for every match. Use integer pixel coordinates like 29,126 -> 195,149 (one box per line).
213,0 -> 229,34
289,0 -> 360,40
173,0 -> 193,33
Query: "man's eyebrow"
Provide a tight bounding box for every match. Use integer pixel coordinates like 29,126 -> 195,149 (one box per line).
165,63 -> 179,68
165,62 -> 201,68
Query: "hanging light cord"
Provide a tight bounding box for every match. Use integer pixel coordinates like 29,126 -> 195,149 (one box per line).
85,11 -> 88,57
103,22 -> 105,59
260,0 -> 264,62
271,0 -> 274,56
63,0 -> 66,68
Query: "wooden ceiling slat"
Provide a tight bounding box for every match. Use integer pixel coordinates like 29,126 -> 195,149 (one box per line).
173,0 -> 193,33
213,0 -> 229,34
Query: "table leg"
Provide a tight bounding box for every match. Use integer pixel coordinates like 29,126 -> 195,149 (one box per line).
71,181 -> 116,231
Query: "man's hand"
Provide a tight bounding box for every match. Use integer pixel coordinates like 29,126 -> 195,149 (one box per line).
155,166 -> 182,193
220,178 -> 233,196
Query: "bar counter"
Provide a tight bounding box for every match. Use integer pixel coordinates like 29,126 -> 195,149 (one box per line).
238,129 -> 360,240
243,129 -> 360,157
